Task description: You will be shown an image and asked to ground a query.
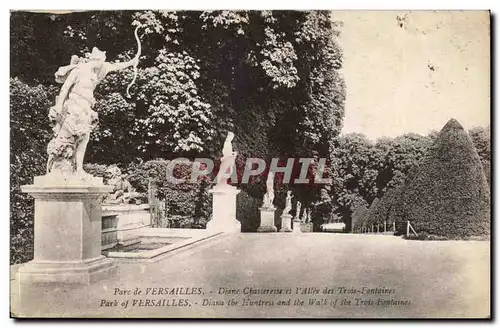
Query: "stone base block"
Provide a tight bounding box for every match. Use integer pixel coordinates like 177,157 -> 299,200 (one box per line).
257,207 -> 277,232
206,219 -> 241,233
207,185 -> 241,233
21,173 -> 114,285
293,219 -> 302,233
280,214 -> 293,232
17,256 -> 116,285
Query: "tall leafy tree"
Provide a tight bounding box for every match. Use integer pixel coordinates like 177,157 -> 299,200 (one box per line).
330,133 -> 378,229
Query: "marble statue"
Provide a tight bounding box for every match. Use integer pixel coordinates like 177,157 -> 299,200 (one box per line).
222,131 -> 236,157
278,190 -> 294,232
19,33 -> 143,285
46,47 -> 139,175
217,131 -> 237,186
207,131 -> 241,233
301,208 -> 308,223
103,166 -> 141,204
262,171 -> 275,209
283,191 -> 293,215
295,201 -> 302,221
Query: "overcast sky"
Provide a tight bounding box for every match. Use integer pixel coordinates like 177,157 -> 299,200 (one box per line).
334,11 -> 490,140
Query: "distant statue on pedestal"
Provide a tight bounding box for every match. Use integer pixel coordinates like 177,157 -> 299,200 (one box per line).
301,208 -> 308,223
257,172 -> 278,232
257,171 -> 277,232
283,191 -> 293,215
208,131 -> 241,233
292,200 -> 302,233
295,201 -> 302,221
279,190 -> 294,233
262,171 -> 275,209
222,131 -> 235,157
216,131 -> 237,186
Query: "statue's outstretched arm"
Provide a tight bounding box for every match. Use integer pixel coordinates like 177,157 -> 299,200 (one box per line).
105,57 -> 138,73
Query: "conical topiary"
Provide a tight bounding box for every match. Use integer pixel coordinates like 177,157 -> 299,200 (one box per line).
389,118 -> 490,238
351,204 -> 368,232
364,187 -> 402,227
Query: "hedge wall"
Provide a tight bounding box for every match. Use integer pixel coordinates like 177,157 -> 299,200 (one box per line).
126,159 -> 212,227
10,78 -> 56,264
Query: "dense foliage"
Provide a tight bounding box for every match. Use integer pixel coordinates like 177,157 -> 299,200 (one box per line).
237,190 -> 263,232
10,78 -> 57,264
469,126 -> 491,186
127,159 -> 212,226
11,10 -> 345,164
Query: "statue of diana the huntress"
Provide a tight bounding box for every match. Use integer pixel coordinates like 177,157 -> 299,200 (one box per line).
46,47 -> 138,176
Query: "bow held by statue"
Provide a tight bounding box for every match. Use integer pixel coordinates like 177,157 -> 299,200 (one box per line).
126,25 -> 142,98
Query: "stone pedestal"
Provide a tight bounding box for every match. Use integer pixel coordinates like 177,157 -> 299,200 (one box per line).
206,184 -> 241,233
19,173 -> 116,284
257,207 -> 277,232
101,204 -> 151,248
279,214 -> 293,232
292,218 -> 302,233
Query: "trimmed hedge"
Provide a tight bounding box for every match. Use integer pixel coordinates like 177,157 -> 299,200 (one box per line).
363,187 -> 401,227
237,190 -> 262,232
389,119 -> 490,239
351,204 -> 368,232
353,198 -> 379,232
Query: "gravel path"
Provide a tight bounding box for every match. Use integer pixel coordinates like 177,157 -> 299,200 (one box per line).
11,233 -> 490,318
